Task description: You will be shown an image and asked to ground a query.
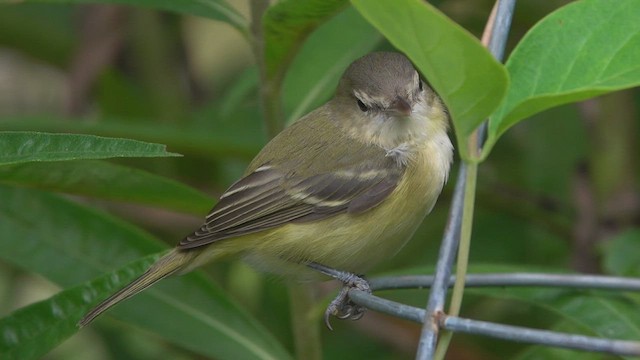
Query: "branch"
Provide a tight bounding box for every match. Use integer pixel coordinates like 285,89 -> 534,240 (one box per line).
348,287 -> 640,357
369,273 -> 640,291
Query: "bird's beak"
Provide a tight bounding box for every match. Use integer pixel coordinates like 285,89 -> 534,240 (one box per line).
388,97 -> 412,117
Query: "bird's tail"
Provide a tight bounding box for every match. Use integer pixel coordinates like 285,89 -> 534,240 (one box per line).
78,249 -> 193,327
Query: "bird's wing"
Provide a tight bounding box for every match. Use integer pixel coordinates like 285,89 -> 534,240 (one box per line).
178,132 -> 404,250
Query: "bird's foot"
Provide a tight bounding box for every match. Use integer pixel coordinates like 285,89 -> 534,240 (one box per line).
323,273 -> 371,330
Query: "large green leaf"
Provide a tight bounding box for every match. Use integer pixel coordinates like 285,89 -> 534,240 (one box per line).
0,160 -> 212,215
0,0 -> 248,33
0,186 -> 291,360
0,120 -> 261,160
0,131 -> 178,166
263,0 -> 348,80
485,0 -> 640,157
0,254 -> 157,360
352,0 -> 508,160
282,6 -> 381,124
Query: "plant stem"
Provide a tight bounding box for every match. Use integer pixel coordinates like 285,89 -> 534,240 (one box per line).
433,162 -> 477,360
250,2 -> 321,359
431,0 -> 514,356
250,0 -> 283,139
288,282 -> 322,360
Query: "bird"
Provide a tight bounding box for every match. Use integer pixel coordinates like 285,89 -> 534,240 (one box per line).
78,51 -> 453,329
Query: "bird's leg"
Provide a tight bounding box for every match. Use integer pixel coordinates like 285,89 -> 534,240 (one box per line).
306,262 -> 371,330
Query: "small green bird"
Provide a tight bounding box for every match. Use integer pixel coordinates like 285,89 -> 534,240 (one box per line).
79,51 -> 453,328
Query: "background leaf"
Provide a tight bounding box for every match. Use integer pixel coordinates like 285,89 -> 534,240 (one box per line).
352,0 -> 509,159
0,254 -> 157,360
0,186 -> 292,360
0,119 -> 261,160
0,131 -> 179,165
0,160 -> 213,215
603,229 -> 640,277
262,0 -> 348,80
0,5 -> 74,68
0,0 -> 248,33
485,0 -> 640,156
282,6 -> 381,124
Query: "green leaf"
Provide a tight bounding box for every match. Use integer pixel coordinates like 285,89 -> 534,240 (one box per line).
0,254 -> 157,360
0,160 -> 212,215
351,0 -> 508,160
0,5 -> 75,68
283,6 -> 381,124
0,120 -> 261,160
0,187 -> 160,285
1,0 -> 248,33
603,229 -> 640,277
0,131 -> 179,166
486,0 -> 640,156
0,186 -> 291,360
263,0 -> 348,81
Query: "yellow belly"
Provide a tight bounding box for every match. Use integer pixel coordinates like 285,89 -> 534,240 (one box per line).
239,142 -> 448,278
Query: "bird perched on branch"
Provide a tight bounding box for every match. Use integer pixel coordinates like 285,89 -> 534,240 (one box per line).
78,51 -> 453,329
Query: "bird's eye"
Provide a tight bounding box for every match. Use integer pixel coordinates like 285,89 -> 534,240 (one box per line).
357,99 -> 368,112
418,80 -> 423,92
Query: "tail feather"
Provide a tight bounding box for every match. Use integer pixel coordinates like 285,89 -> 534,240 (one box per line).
78,250 -> 191,327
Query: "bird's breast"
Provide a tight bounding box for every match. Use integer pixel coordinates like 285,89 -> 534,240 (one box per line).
243,132 -> 453,278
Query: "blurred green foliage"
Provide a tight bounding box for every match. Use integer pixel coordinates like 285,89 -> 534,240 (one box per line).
0,0 -> 639,359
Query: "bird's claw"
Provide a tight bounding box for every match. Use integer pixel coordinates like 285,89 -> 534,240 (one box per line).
324,275 -> 371,330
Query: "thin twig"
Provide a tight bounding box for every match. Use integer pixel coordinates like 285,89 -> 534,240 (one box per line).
442,316 -> 640,357
349,288 -> 425,323
415,163 -> 466,358
369,273 -> 640,291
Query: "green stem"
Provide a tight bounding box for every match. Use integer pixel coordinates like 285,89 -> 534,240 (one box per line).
250,0 -> 284,138
129,9 -> 189,124
288,283 -> 322,360
249,2 -> 320,358
434,161 -> 478,360
260,80 -> 285,138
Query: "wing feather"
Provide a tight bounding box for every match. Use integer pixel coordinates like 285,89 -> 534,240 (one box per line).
178,160 -> 404,250
178,119 -> 407,250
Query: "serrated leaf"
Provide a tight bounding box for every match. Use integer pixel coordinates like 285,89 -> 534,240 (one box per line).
0,186 -> 291,360
0,131 -> 178,166
485,0 -> 640,156
352,0 -> 508,160
0,254 -> 157,360
1,0 -> 248,33
0,120 -> 261,160
0,160 -> 212,215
